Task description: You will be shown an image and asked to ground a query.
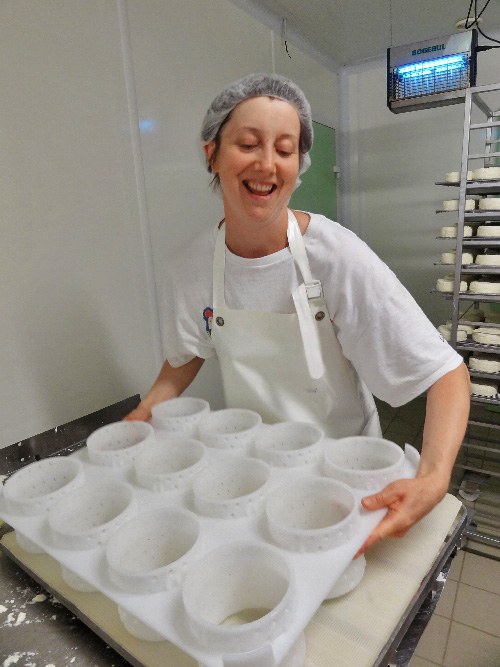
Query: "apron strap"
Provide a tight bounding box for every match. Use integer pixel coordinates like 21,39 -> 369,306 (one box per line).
287,210 -> 326,380
287,210 -> 322,300
213,222 -> 226,309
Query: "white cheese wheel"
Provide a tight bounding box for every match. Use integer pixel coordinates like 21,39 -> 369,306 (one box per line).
476,253 -> 500,266
479,198 -> 500,211
442,199 -> 476,211
436,274 -> 468,292
470,379 -> 498,396
469,279 -> 500,295
445,171 -> 474,183
472,327 -> 500,345
439,225 -> 473,238
445,321 -> 475,334
477,225 -> 500,237
472,167 -> 500,180
438,325 -> 467,342
440,250 -> 474,265
469,354 -> 500,373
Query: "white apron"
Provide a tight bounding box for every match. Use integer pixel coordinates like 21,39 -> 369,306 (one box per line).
211,210 -> 381,438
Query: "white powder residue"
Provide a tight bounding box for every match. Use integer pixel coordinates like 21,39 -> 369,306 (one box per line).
3,654 -> 22,667
0,605 -> 7,613
14,612 -> 26,626
29,594 -> 47,604
51,615 -> 57,620
45,664 -> 56,667
6,612 -> 15,624
70,659 -> 76,664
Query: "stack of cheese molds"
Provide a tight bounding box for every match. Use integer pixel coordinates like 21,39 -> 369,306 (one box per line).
0,398 -> 419,667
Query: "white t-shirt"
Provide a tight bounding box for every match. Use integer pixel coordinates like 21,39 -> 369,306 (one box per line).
161,213 -> 462,407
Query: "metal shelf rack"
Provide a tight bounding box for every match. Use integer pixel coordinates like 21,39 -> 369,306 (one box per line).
434,81 -> 500,552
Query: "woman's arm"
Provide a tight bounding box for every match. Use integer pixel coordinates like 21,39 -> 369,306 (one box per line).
124,357 -> 205,421
355,362 -> 470,557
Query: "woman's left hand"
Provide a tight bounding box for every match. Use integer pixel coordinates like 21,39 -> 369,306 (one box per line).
354,473 -> 447,559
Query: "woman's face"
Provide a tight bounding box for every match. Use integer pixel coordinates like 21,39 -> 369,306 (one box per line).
204,96 -> 301,227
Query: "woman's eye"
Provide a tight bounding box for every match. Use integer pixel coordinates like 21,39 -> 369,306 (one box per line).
278,150 -> 293,157
240,144 -> 256,150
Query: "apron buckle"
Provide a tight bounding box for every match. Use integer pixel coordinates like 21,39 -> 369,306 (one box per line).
305,280 -> 323,300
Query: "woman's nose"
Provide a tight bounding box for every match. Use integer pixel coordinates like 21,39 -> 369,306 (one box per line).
255,145 -> 275,172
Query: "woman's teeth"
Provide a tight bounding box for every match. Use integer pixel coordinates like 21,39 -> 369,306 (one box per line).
245,181 -> 275,194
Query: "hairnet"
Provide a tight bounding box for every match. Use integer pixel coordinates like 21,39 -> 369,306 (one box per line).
201,73 -> 313,183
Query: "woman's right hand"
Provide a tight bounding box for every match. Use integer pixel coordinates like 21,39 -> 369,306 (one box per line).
123,404 -> 152,422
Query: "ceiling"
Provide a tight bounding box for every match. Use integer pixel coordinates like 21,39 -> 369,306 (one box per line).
234,0 -> 500,69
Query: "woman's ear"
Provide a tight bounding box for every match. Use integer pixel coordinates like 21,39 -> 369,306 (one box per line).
204,141 -> 218,172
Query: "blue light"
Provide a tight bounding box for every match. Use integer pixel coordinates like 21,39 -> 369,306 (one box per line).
393,53 -> 468,99
139,119 -> 155,133
397,54 -> 467,76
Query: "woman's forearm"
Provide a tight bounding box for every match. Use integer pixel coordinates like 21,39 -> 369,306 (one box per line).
124,357 -> 205,420
417,362 -> 471,491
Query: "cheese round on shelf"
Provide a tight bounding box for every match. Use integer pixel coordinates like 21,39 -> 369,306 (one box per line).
445,320 -> 475,334
440,250 -> 475,265
445,171 -> 474,183
436,274 -> 468,292
476,253 -> 500,266
472,167 -> 500,180
442,199 -> 476,211
438,325 -> 467,342
439,224 -> 473,238
468,354 -> 500,373
470,379 -> 498,397
479,198 -> 500,211
477,225 -> 500,237
472,327 -> 500,345
469,279 -> 500,295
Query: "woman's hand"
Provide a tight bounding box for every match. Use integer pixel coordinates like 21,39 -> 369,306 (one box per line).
354,473 -> 448,558
123,404 -> 152,422
354,362 -> 470,559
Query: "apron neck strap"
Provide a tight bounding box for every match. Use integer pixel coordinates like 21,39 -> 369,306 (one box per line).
213,222 -> 226,308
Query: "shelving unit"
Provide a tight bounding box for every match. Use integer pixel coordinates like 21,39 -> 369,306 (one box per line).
434,81 -> 500,551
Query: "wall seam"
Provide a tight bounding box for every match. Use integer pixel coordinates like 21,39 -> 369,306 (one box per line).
117,0 -> 163,373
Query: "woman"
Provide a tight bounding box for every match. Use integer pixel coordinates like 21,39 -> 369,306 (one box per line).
126,73 -> 470,556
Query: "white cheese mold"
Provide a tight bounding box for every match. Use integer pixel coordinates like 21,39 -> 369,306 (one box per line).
48,480 -> 137,550
323,436 -> 406,491
151,397 -> 210,435
3,457 -> 85,516
134,436 -> 207,492
253,422 -> 324,467
198,409 -> 262,453
193,456 -> 271,519
265,477 -> 358,552
181,541 -> 296,655
86,421 -> 155,467
106,507 -> 202,594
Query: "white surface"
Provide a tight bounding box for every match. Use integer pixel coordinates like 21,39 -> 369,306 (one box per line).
0,420 -> 419,667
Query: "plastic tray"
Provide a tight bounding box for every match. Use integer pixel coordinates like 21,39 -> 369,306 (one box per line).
0,410 -> 419,667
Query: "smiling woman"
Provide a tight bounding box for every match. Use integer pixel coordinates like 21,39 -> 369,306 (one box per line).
125,72 -> 470,555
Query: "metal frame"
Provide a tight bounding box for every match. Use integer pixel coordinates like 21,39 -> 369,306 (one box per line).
436,81 -> 500,552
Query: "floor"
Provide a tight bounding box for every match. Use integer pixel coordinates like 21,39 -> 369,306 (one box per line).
375,397 -> 500,667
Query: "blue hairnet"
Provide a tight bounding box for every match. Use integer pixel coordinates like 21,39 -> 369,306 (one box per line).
201,73 -> 313,183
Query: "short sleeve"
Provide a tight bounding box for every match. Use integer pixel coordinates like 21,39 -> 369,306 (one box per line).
313,218 -> 464,407
159,231 -> 217,368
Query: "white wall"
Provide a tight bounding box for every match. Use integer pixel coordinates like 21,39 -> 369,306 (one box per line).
341,44 -> 500,326
0,0 -> 339,447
